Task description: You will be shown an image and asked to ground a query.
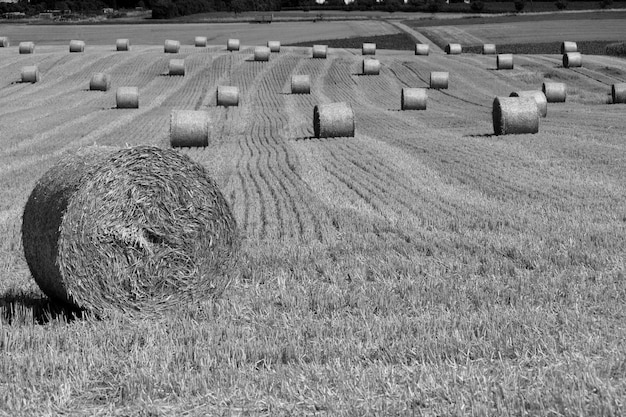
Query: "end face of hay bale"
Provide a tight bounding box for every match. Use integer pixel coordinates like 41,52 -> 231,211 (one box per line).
116,87 -> 139,109
415,43 -> 429,56
0,37 -> 9,47
195,36 -> 207,47
254,46 -> 271,61
89,73 -> 111,91
401,88 -> 427,111
170,110 -> 210,147
21,65 -> 40,83
69,40 -> 85,53
430,71 -> 449,89
362,43 -> 376,55
497,54 -> 514,70
492,96 -> 539,135
227,38 -> 240,51
445,43 -> 462,55
313,102 -> 355,138
362,59 -> 380,75
116,39 -> 130,51
563,52 -> 582,68
291,74 -> 311,94
542,82 -> 567,103
267,40 -> 280,52
217,86 -> 239,107
509,90 -> 548,117
19,41 -> 34,54
312,44 -> 328,59
483,43 -> 496,54
561,41 -> 578,54
612,83 -> 626,104
164,39 -> 180,53
22,145 -> 239,316
169,59 -> 185,76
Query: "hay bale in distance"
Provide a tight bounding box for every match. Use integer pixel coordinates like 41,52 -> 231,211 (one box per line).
169,59 -> 185,76
0,37 -> 9,47
313,102 -> 355,138
227,38 -> 240,51
415,43 -> 429,56
217,86 -> 239,107
164,39 -> 180,53
195,36 -> 207,47
497,54 -> 514,70
19,41 -> 34,54
509,91 -> 548,118
542,82 -> 566,103
430,71 -> 449,89
401,88 -> 427,110
362,42 -> 376,55
445,43 -> 462,55
612,83 -> 626,104
291,75 -> 311,94
254,46 -> 271,61
116,39 -> 130,51
69,40 -> 85,53
267,40 -> 280,52
89,73 -> 111,91
561,41 -> 578,54
492,96 -> 539,135
21,65 -> 40,83
22,145 -> 238,316
563,52 -> 582,68
362,58 -> 380,75
116,87 -> 139,109
312,44 -> 328,59
170,110 -> 210,147
483,44 -> 496,54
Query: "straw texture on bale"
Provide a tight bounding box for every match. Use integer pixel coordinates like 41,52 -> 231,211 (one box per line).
116,39 -> 130,51
362,59 -> 380,75
89,73 -> 111,91
170,110 -> 210,147
116,87 -> 139,108
312,44 -> 328,59
430,71 -> 449,89
0,37 -> 9,47
561,41 -> 578,54
69,40 -> 85,53
169,59 -> 185,76
401,88 -> 427,111
362,43 -> 376,55
497,54 -> 514,70
217,86 -> 239,107
267,41 -> 280,52
313,102 -> 355,138
483,43 -> 496,54
542,82 -> 566,103
227,38 -> 240,51
509,90 -> 548,118
291,75 -> 311,94
22,145 -> 238,316
21,65 -> 40,83
563,52 -> 582,68
254,46 -> 271,61
415,44 -> 429,55
19,41 -> 34,54
164,39 -> 180,53
612,83 -> 626,104
445,43 -> 462,55
195,36 -> 207,47
492,96 -> 539,135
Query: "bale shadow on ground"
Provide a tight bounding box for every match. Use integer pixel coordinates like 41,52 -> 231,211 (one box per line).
0,290 -> 84,325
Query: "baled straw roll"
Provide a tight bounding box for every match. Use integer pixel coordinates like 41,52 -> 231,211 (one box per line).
509,91 -> 548,118
217,86 -> 239,106
313,102 -> 355,138
612,83 -> 626,104
69,40 -> 85,53
22,145 -> 238,316
169,59 -> 185,76
227,38 -> 240,51
497,54 -> 514,70
195,36 -> 207,47
362,59 -> 380,75
291,75 -> 311,94
312,44 -> 327,59
19,41 -> 35,54
170,110 -> 210,147
445,43 -> 462,55
563,52 -> 582,68
430,71 -> 449,89
415,44 -> 429,56
561,41 -> 577,54
492,96 -> 539,135
542,82 -> 566,103
90,73 -> 111,91
116,87 -> 139,108
267,41 -> 280,52
483,44 -> 496,54
401,88 -> 427,110
116,39 -> 130,51
362,43 -> 376,55
254,46 -> 271,61
164,39 -> 180,53
21,65 -> 40,83
0,37 -> 9,47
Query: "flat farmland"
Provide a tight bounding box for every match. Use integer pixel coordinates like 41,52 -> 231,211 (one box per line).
1,34 -> 626,415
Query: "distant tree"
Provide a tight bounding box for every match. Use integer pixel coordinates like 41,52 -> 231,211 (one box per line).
470,0 -> 483,12
231,0 -> 245,13
514,0 -> 525,11
555,0 -> 567,9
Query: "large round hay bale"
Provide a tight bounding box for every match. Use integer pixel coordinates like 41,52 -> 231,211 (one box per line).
89,73 -> 111,91
254,46 -> 271,61
561,41 -> 577,54
542,82 -> 566,103
267,40 -> 280,52
415,43 -> 429,56
22,145 -> 238,316
483,43 -> 496,54
19,41 -> 34,54
362,58 -> 380,75
401,88 -> 427,111
116,38 -> 130,51
170,110 -> 210,147
563,52 -> 582,68
612,83 -> 626,104
430,71 -> 449,89
116,87 -> 139,109
509,90 -> 548,118
195,36 -> 207,47
291,74 -> 311,94
169,59 -> 185,76
217,86 -> 239,107
0,37 -> 9,47
362,42 -> 376,55
313,102 -> 355,138
21,65 -> 40,83
492,96 -> 539,135
69,40 -> 85,53
164,39 -> 180,53
497,54 -> 514,70
312,44 -> 327,59
227,38 -> 240,51
445,43 -> 462,55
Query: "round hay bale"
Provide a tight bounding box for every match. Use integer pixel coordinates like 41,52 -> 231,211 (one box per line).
21,65 -> 40,83
217,86 -> 239,107
227,38 -> 240,51
291,74 -> 311,94
312,44 -> 328,59
313,102 -> 355,138
362,42 -> 376,55
0,37 -> 9,47
483,43 -> 496,54
561,41 -> 578,54
267,40 -> 281,53
69,40 -> 85,53
445,43 -> 462,55
509,90 -> 548,118
116,87 -> 139,109
415,43 -> 429,56
542,82 -> 566,103
169,59 -> 185,76
170,110 -> 210,147
492,96 -> 539,135
89,73 -> 111,91
612,83 -> 626,104
254,46 -> 271,62
563,52 -> 582,68
430,71 -> 449,89
362,58 -> 380,75
401,88 -> 427,111
195,36 -> 207,47
116,38 -> 130,51
164,39 -> 180,53
497,54 -> 514,70
22,145 -> 238,316
19,41 -> 35,54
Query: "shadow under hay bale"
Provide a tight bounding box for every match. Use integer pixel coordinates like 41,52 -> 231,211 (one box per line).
291,75 -> 311,94
510,90 -> 547,117
415,44 -> 429,56
492,96 -> 539,135
1,290 -> 84,325
22,146 -> 239,317
612,83 -> 626,104
170,110 -> 209,147
69,40 -> 85,53
401,88 -> 427,110
90,73 -> 110,91
116,38 -> 130,51
314,102 -> 354,138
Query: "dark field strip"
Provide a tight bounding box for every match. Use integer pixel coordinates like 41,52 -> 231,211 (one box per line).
285,33 -> 415,51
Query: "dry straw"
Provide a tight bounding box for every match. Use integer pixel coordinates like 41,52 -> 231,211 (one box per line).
312,44 -> 328,59
254,46 -> 271,61
561,41 -> 578,54
492,96 -> 539,135
497,54 -> 514,70
362,42 -> 376,55
116,39 -> 130,51
19,41 -> 34,54
509,91 -> 548,118
362,58 -> 380,75
21,145 -> 239,316
164,39 -> 180,53
116,87 -> 139,108
267,40 -> 281,52
227,38 -> 240,51
313,102 -> 355,138
0,37 -> 9,47
542,82 -> 566,102
217,86 -> 239,106
195,36 -> 207,47
291,75 -> 311,94
563,52 -> 582,68
483,43 -> 496,54
430,71 -> 449,89
612,83 -> 626,104
90,73 -> 111,91
170,110 -> 210,147
69,40 -> 85,53
21,65 -> 40,83
415,43 -> 429,56
445,43 -> 462,54
169,59 -> 185,76
401,88 -> 427,110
